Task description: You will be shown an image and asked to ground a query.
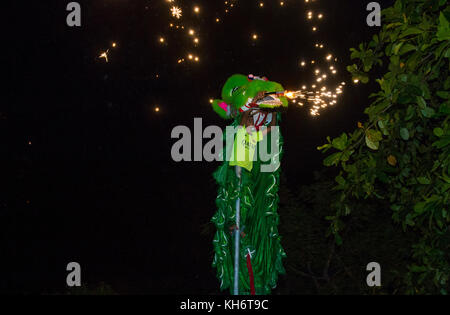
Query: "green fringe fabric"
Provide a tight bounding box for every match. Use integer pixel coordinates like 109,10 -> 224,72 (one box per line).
211,118 -> 287,295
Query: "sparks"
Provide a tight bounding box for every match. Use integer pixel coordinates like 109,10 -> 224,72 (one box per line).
171,6 -> 182,19
99,50 -> 109,62
285,92 -> 295,99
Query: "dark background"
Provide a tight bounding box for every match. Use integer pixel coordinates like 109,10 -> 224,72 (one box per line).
2,0 -> 394,294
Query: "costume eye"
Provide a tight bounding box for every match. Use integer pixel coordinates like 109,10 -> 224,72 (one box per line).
231,86 -> 240,95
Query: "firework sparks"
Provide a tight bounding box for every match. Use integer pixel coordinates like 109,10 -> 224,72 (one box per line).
157,0 -> 348,116
171,6 -> 182,19
99,49 -> 109,62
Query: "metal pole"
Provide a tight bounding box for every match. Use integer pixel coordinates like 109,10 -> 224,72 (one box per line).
233,166 -> 242,295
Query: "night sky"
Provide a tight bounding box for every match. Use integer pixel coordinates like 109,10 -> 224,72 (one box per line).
3,0 -> 394,294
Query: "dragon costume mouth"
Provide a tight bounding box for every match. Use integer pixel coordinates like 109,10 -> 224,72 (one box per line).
255,94 -> 284,109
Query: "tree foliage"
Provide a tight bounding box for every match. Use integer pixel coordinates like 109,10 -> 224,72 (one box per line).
277,171 -> 414,294
319,0 -> 450,294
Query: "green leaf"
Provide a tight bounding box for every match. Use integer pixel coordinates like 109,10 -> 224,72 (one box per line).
437,12 -> 450,41
332,133 -> 348,151
433,136 -> 450,148
360,74 -> 370,84
398,92 -> 414,104
421,107 -> 435,118
376,171 -> 389,183
416,96 -> 427,109
400,128 -> 410,140
317,143 -> 331,151
401,167 -> 410,178
439,102 -> 450,114
346,64 -> 358,74
378,119 -> 389,135
405,213 -> 415,226
365,129 -> 382,150
366,129 -> 382,142
405,105 -> 415,121
335,175 -> 346,186
341,149 -> 354,162
433,127 -> 444,137
398,84 -> 422,104
445,77 -> 450,90
398,43 -> 417,55
335,233 -> 343,246
400,27 -> 423,38
414,202 -> 426,214
365,136 -> 379,150
417,177 -> 431,185
436,91 -> 450,99
410,265 -> 427,273
393,42 -> 404,55
406,51 -> 422,71
350,48 -> 360,60
386,22 -> 403,30
323,152 -> 342,166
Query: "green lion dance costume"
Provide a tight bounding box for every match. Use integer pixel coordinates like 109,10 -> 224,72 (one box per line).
211,74 -> 288,294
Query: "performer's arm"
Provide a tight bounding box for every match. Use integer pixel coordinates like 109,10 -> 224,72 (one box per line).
241,110 -> 259,135
240,110 -> 251,126
261,112 -> 277,137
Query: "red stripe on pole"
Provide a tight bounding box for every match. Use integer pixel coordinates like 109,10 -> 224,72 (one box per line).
246,253 -> 256,295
